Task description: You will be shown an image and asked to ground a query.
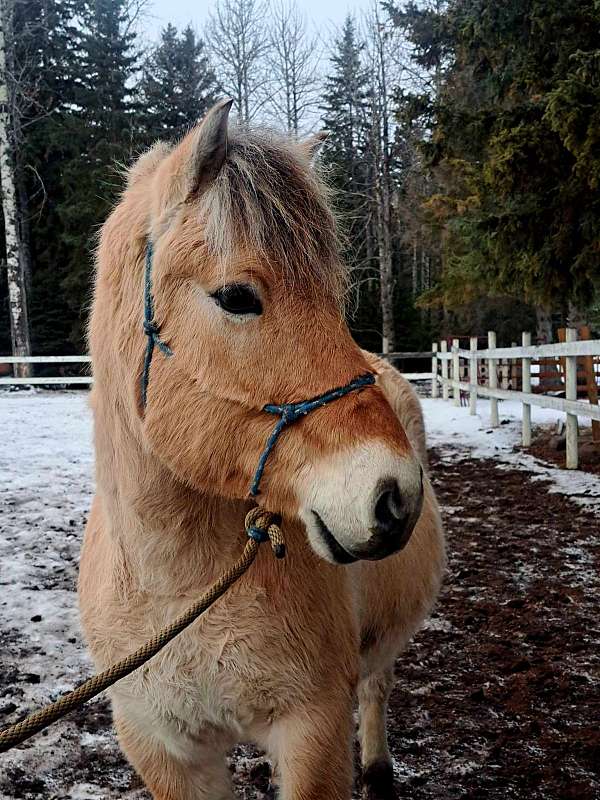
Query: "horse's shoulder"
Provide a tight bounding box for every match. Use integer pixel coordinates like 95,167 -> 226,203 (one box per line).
360,350 -> 427,465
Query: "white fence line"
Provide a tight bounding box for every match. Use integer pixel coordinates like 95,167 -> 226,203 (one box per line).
432,329 -> 600,470
0,355 -> 91,364
0,355 -> 92,386
0,376 -> 93,385
3,338 -> 599,473
436,339 -> 600,360
439,378 -> 600,422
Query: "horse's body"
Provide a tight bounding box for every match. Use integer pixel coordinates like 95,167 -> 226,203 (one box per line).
79,101 -> 445,800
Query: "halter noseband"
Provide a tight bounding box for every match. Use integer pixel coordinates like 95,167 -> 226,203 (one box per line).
140,242 -> 376,507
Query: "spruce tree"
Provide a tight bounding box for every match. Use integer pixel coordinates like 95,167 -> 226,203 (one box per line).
391,0 -> 600,324
58,0 -> 140,348
321,17 -> 381,349
3,0 -> 80,355
140,24 -> 217,143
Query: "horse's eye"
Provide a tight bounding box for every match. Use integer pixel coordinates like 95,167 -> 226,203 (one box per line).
211,284 -> 263,316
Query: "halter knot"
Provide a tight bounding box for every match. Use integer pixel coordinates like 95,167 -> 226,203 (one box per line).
266,404 -> 304,424
143,320 -> 160,337
245,508 -> 285,558
141,243 -> 173,407
250,372 -> 376,497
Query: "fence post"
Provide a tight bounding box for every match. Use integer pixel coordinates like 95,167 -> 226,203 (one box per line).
469,336 -> 478,415
522,332 -> 532,447
565,327 -> 578,469
488,331 -> 499,427
441,341 -> 449,401
431,342 -> 439,399
452,338 -> 460,406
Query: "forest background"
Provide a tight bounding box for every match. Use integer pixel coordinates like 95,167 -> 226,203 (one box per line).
1,0 -> 599,366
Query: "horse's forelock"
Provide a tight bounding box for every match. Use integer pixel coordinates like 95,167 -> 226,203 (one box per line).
136,125 -> 348,303
201,127 -> 347,302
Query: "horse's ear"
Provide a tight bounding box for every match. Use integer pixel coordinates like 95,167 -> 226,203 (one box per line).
187,98 -> 234,195
301,131 -> 329,164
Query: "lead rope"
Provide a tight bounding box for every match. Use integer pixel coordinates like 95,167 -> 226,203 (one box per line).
0,509 -> 283,754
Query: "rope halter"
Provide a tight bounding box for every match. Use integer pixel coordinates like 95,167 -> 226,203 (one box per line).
140,241 -> 376,515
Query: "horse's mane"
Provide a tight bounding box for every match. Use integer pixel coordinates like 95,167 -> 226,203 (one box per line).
144,125 -> 348,302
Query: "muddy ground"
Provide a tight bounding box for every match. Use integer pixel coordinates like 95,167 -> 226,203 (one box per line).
1,450 -> 599,799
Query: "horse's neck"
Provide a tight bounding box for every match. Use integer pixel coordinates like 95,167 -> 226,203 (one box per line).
93,393 -> 249,595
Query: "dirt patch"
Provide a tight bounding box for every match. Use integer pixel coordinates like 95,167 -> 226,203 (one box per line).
529,425 -> 600,475
1,451 -> 598,799
388,451 -> 600,799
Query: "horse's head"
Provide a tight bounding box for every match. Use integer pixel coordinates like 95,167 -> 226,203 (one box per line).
107,99 -> 424,564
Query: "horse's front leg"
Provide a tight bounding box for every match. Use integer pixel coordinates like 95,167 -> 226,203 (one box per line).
357,668 -> 395,799
114,711 -> 235,800
267,691 -> 354,800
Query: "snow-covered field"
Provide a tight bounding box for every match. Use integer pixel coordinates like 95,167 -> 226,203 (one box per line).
0,388 -> 599,798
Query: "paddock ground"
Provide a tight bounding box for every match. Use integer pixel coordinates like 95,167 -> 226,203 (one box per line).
0,391 -> 598,799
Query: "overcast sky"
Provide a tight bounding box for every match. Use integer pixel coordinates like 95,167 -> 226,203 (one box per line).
143,0 -> 371,40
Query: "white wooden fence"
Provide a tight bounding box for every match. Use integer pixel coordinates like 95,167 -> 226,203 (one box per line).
431,330 -> 600,470
0,356 -> 92,385
3,337 -> 599,469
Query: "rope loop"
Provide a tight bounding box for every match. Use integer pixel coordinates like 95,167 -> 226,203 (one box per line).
245,507 -> 285,558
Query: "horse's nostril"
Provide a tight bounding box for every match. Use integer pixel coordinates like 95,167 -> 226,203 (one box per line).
374,484 -> 404,534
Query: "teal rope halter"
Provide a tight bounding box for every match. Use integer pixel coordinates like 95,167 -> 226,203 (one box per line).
249,373 -> 375,497
141,242 -> 173,407
141,243 -> 376,516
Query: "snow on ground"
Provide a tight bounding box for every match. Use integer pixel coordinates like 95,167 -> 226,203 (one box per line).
421,396 -> 600,510
0,388 -> 599,798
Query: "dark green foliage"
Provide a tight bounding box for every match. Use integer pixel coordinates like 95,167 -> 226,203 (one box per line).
320,17 -> 379,348
13,0 -> 83,353
57,0 -> 140,346
139,24 -> 217,143
391,0 -> 600,315
320,16 -> 370,253
1,2 -> 219,355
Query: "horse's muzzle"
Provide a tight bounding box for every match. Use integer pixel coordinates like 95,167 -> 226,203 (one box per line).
306,465 -> 424,564
299,445 -> 424,565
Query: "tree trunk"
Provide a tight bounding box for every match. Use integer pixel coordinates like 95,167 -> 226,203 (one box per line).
567,300 -> 587,330
16,158 -> 32,295
376,197 -> 394,353
372,14 -> 395,354
535,303 -> 553,344
412,237 -> 418,296
0,0 -> 31,376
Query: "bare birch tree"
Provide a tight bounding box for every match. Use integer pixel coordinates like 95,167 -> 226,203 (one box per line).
206,0 -> 270,123
267,0 -> 320,134
364,3 -> 398,353
0,0 -> 30,374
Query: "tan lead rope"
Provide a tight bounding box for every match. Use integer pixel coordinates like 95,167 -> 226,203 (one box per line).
0,508 -> 284,754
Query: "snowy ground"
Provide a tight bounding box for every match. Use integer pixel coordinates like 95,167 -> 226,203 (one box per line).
0,389 -> 599,799
421,395 -> 600,510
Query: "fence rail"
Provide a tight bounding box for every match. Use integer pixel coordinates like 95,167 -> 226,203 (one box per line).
3,337 -> 599,471
0,355 -> 92,386
431,329 -> 600,470
0,356 -> 92,364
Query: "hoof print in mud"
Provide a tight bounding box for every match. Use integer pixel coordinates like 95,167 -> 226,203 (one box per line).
362,759 -> 397,800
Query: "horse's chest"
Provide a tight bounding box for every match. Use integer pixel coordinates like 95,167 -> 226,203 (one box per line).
110,605 -> 308,739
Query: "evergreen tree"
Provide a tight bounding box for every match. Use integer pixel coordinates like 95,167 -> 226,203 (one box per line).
390,0 -> 600,327
3,0 -> 80,355
140,23 -> 217,143
322,16 -> 369,201
321,17 -> 381,349
58,0 -> 140,347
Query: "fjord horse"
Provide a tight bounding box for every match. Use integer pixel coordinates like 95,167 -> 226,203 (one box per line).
80,99 -> 445,800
